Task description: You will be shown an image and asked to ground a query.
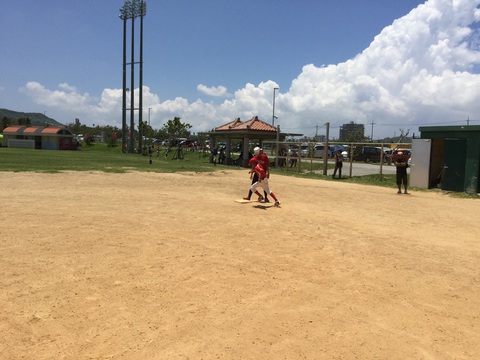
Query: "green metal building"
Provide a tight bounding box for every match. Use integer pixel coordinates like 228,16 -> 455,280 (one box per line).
417,125 -> 480,194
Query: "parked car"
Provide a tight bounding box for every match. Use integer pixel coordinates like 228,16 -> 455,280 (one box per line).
353,146 -> 388,163
313,144 -> 326,158
300,143 -> 310,157
287,144 -> 299,156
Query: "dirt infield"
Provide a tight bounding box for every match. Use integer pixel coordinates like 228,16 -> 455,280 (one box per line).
1,170 -> 479,359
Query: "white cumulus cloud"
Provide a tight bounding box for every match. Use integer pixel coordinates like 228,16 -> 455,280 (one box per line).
197,84 -> 230,97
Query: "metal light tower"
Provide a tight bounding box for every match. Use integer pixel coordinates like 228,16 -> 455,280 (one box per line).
272,87 -> 279,126
119,0 -> 147,153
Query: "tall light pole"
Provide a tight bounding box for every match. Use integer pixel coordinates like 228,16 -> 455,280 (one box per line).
119,0 -> 147,153
272,87 -> 279,126
148,107 -> 152,127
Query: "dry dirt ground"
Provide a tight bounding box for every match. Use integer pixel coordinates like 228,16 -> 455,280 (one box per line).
1,170 -> 479,360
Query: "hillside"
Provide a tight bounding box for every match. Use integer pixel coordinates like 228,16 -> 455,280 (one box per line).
0,108 -> 64,127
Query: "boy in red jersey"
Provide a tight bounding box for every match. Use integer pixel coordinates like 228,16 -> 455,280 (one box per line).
247,164 -> 281,206
244,147 -> 270,202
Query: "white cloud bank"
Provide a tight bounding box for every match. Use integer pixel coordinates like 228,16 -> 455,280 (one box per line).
20,0 -> 480,139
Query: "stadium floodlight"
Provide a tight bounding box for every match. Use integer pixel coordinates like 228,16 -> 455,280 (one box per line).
119,0 -> 146,20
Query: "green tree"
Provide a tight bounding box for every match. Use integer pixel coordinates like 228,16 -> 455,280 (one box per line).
65,118 -> 83,135
345,130 -> 366,143
1,116 -> 12,131
161,117 -> 192,143
17,117 -> 31,126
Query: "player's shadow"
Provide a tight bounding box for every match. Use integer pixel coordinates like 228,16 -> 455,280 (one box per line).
253,204 -> 273,210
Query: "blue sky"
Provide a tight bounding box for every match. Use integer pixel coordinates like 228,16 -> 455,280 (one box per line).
1,0 -> 480,139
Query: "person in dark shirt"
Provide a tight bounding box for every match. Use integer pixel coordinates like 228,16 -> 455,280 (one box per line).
394,151 -> 409,194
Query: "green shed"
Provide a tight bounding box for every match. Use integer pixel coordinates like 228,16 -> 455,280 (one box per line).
417,125 -> 480,194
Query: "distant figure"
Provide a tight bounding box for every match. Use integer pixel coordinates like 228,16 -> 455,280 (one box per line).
289,152 -> 298,167
148,145 -> 153,164
211,147 -> 218,165
218,148 -> 225,164
332,150 -> 343,179
394,151 -> 409,194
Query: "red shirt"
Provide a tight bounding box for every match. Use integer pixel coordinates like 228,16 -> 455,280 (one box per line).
248,153 -> 269,170
254,164 -> 267,180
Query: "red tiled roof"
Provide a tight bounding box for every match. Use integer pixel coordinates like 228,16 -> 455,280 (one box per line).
1,126 -> 26,134
23,126 -> 44,134
215,118 -> 243,131
1,126 -> 72,136
214,116 -> 276,132
42,127 -> 65,135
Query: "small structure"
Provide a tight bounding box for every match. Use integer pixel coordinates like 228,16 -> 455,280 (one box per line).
207,116 -> 298,167
410,125 -> 480,193
1,126 -> 78,150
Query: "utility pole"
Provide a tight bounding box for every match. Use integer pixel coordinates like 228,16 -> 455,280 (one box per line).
370,122 -> 375,140
272,87 -> 279,126
323,122 -> 329,175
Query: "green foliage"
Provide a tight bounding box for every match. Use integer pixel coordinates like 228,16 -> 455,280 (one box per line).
84,133 -> 95,146
344,130 -> 366,142
161,117 -> 192,141
1,116 -> 11,131
17,117 -> 32,126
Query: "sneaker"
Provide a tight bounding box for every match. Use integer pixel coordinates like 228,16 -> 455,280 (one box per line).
258,196 -> 264,202
243,197 -> 250,201
264,198 -> 270,203
274,201 -> 281,207
397,190 -> 402,194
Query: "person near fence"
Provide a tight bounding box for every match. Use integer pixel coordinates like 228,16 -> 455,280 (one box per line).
394,151 -> 409,194
332,149 -> 343,179
211,147 -> 218,165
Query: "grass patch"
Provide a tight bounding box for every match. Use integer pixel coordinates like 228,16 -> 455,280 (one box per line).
1,145 -> 477,198
0,145 -> 214,173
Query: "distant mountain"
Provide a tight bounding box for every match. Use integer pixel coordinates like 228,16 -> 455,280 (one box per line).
0,108 -> 64,127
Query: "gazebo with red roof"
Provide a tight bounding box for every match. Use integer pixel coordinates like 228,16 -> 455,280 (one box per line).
207,116 -> 293,167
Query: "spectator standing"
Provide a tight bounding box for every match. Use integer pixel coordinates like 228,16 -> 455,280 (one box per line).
332,149 -> 343,179
394,151 -> 409,194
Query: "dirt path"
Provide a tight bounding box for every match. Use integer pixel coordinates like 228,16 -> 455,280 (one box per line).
1,170 -> 479,359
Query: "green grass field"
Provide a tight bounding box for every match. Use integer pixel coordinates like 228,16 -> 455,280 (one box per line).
0,144 -> 404,190
0,145 -> 214,173
1,145 -> 476,197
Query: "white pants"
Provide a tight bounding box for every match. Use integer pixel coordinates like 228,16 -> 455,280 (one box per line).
250,179 -> 271,194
